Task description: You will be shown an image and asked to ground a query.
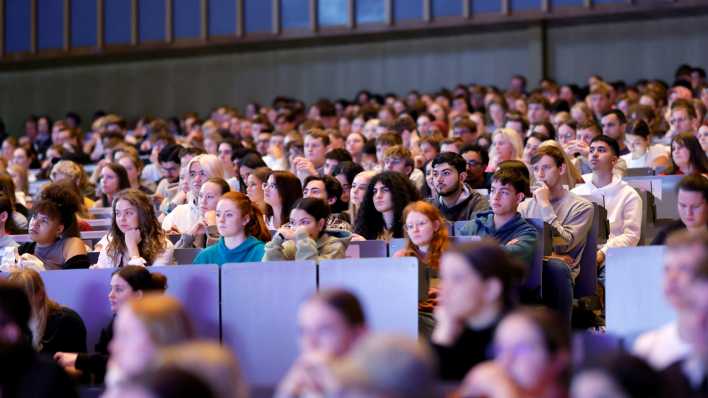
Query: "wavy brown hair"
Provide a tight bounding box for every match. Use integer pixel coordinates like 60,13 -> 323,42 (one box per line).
219,191 -> 271,242
400,201 -> 448,269
107,189 -> 167,265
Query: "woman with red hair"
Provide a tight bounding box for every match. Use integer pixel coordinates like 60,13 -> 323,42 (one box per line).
394,200 -> 449,271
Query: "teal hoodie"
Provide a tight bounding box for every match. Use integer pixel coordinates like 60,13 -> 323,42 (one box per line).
192,236 -> 265,266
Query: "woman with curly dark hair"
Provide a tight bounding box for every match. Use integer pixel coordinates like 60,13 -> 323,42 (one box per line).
18,182 -> 89,269
92,189 -> 174,267
353,171 -> 420,241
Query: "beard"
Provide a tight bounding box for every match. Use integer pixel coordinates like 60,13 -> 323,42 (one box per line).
437,181 -> 461,197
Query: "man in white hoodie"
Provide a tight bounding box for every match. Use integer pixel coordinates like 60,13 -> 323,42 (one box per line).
571,135 -> 642,267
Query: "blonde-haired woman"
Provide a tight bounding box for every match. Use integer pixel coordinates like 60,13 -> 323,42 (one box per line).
486,128 -> 524,172
7,269 -> 87,355
106,294 -> 195,390
162,154 -> 225,234
51,159 -> 97,212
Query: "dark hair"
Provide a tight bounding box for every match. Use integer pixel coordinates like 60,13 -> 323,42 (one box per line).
574,354 -> 664,398
292,197 -> 331,225
304,175 -> 345,213
677,173 -> 708,202
590,135 -> 621,158
531,121 -> 556,140
354,171 -> 421,240
325,148 -> 353,163
113,266 -> 168,292
363,140 -> 377,156
493,164 -> 531,197
305,129 -> 331,146
667,132 -> 708,175
432,152 -> 467,174
0,280 -> 32,344
311,288 -> 366,327
332,161 -> 364,187
602,109 -> 627,125
269,171 -> 303,226
240,153 -> 267,170
158,144 -> 184,164
103,163 -> 132,191
625,120 -> 651,140
577,120 -> 602,136
0,193 -> 19,234
204,177 -> 230,195
448,239 -> 524,309
33,181 -> 83,239
460,144 -> 489,166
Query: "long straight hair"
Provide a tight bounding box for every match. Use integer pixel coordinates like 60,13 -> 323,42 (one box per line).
219,192 -> 271,242
400,201 -> 448,269
7,269 -> 61,350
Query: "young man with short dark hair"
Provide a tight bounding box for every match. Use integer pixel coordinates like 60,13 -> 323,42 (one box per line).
652,174 -> 708,245
601,109 -> 629,155
460,144 -> 490,190
293,128 -> 330,181
458,168 -> 537,267
572,135 -> 642,267
303,175 -> 352,231
430,152 -> 489,222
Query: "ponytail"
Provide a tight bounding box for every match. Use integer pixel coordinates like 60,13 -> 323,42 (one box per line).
114,266 -> 168,293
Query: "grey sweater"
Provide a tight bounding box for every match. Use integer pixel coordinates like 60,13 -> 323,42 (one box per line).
517,190 -> 593,279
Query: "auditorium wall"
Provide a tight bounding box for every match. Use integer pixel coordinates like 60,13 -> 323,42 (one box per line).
0,12 -> 707,134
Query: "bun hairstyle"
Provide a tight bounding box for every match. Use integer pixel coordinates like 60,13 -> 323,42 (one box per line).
114,265 -> 168,293
33,180 -> 83,239
219,192 -> 271,242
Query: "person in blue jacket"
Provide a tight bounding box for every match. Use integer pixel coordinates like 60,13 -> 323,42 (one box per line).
193,192 -> 271,265
458,166 -> 538,268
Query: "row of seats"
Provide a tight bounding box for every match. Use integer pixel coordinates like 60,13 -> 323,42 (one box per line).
40,258 -> 418,386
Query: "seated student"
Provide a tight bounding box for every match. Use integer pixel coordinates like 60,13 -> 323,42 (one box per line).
157,341 -> 249,398
162,154 -> 225,234
0,193 -> 19,262
174,177 -> 231,249
18,183 -> 89,270
116,152 -> 154,194
50,160 -> 97,211
104,295 -> 195,391
394,201 -> 448,271
264,198 -> 351,261
572,135 -> 642,268
330,334 -> 436,398
460,144 -> 491,190
323,148 -> 353,176
660,244 -> 708,397
634,231 -> 707,370
277,289 -> 367,398
485,128 -> 523,172
98,163 -> 131,208
621,120 -> 670,170
430,240 -> 524,381
348,170 -> 376,223
153,144 -> 184,206
7,269 -> 86,356
430,152 -> 489,222
54,266 -> 167,385
0,281 -> 79,397
245,166 -> 271,216
93,189 -> 174,268
345,131 -> 367,164
572,354 -> 665,398
458,168 -> 538,268
382,145 -> 426,191
652,175 -> 708,245
663,132 -> 708,176
353,171 -> 421,241
264,170 -> 304,229
568,120 -> 627,176
0,174 -> 28,229
193,192 -> 270,265
518,146 -> 593,277
459,307 -> 570,398
303,175 -> 352,231
331,161 -> 364,207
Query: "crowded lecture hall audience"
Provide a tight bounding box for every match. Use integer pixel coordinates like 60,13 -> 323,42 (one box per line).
0,64 -> 707,397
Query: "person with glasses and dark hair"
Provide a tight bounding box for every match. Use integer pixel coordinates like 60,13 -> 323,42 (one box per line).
460,144 -> 490,189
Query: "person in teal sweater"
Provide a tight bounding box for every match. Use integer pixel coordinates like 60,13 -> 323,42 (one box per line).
193,192 -> 271,265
